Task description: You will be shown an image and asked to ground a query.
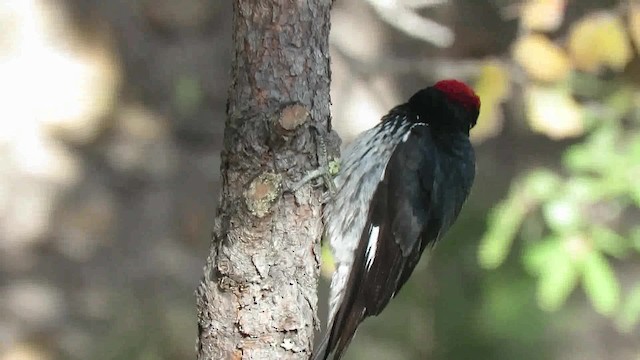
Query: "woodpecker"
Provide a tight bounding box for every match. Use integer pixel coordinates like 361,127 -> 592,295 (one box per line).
313,80 -> 480,360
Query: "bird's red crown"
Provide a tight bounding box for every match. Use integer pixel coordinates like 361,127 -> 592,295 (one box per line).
433,79 -> 481,111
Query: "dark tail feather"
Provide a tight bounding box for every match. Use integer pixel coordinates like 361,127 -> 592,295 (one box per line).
316,210 -> 378,359
324,301 -> 365,360
333,304 -> 365,360
312,329 -> 331,360
318,223 -> 378,359
312,301 -> 366,360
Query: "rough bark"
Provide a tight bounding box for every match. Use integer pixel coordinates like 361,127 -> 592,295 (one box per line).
196,1 -> 334,359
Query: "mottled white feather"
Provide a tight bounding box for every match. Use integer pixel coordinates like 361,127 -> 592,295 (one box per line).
324,114 -> 412,322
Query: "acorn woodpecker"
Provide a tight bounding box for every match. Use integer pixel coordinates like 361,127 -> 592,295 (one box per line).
313,80 -> 481,360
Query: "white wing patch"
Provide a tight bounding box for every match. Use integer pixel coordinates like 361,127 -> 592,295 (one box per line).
365,226 -> 379,270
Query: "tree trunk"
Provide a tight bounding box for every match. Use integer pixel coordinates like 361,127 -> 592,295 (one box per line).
196,1 -> 333,359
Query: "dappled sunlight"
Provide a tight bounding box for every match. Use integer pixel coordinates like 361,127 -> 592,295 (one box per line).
0,0 -> 119,254
333,81 -> 387,142
0,0 -> 120,145
0,1 -> 198,359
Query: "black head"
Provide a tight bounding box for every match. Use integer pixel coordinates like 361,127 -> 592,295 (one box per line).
407,79 -> 480,134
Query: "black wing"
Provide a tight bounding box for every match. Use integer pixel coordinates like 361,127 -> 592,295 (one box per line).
317,124 -> 447,360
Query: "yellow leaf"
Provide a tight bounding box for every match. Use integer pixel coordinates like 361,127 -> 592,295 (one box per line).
320,244 -> 335,279
568,12 -> 633,72
472,60 -> 510,142
513,34 -> 571,82
521,0 -> 566,32
628,4 -> 640,53
526,85 -> 584,139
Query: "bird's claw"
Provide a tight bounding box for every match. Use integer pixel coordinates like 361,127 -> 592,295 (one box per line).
287,124 -> 340,202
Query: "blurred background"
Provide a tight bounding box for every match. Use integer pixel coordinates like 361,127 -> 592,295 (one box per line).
0,0 -> 639,359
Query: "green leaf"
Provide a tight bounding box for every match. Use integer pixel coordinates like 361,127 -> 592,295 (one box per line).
604,87 -> 634,121
628,134 -> 640,159
590,226 -> 628,258
542,198 -> 581,233
564,177 -> 600,203
616,284 -> 640,333
565,126 -> 618,174
582,251 -> 620,316
630,227 -> 640,254
631,179 -> 640,207
478,170 -> 558,270
478,199 -> 528,269
564,145 -> 592,172
536,251 -> 578,311
523,237 -> 563,275
521,169 -> 561,201
628,138 -> 640,204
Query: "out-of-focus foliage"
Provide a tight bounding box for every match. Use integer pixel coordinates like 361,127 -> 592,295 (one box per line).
472,60 -> 510,142
480,1 -> 640,334
513,34 -> 571,82
568,12 -> 632,73
526,85 -> 585,138
520,0 -> 566,32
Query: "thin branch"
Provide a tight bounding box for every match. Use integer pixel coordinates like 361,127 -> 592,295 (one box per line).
366,0 -> 454,48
